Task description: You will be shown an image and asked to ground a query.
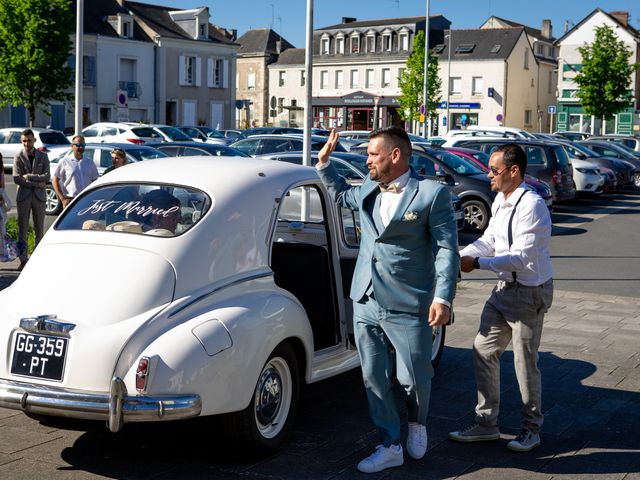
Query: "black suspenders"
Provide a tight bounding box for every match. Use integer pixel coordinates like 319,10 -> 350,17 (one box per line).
507,190 -> 529,283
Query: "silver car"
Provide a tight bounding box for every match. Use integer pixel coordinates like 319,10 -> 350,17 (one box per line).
0,127 -> 70,170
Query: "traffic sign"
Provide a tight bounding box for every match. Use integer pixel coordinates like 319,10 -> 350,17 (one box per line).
496,114 -> 503,122
548,105 -> 557,114
420,104 -> 425,115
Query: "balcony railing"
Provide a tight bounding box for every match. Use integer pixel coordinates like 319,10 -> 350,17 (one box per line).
118,81 -> 141,99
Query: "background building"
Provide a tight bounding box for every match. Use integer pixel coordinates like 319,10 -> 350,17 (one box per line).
311,15 -> 450,131
268,48 -> 306,127
555,9 -> 640,135
236,29 -> 294,128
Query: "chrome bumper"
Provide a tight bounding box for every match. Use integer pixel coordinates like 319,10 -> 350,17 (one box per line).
0,377 -> 201,432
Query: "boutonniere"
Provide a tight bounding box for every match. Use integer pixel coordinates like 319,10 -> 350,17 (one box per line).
403,211 -> 418,221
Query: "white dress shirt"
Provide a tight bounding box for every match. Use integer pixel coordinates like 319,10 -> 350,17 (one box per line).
460,183 -> 553,286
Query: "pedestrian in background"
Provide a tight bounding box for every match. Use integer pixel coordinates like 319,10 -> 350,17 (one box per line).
12,129 -> 50,269
449,144 -> 553,452
317,127 -> 459,473
52,135 -> 98,209
104,148 -> 128,174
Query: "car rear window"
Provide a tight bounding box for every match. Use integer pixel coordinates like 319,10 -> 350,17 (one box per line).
551,146 -> 569,167
56,184 -> 211,237
39,131 -> 70,145
132,127 -> 162,139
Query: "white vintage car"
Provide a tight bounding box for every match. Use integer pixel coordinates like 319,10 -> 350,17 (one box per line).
0,156 -> 448,452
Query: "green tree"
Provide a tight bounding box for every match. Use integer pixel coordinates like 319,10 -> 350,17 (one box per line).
0,0 -> 74,126
398,30 -> 441,134
574,24 -> 638,129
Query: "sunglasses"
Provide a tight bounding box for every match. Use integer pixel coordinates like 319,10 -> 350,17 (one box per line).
489,166 -> 510,176
72,143 -> 86,148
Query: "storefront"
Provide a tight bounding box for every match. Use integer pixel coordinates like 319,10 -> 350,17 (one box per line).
312,91 -> 403,131
557,103 -> 635,135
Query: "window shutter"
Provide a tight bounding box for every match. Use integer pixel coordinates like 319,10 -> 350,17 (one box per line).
178,55 -> 186,86
195,57 -> 202,86
207,58 -> 213,87
223,60 -> 229,88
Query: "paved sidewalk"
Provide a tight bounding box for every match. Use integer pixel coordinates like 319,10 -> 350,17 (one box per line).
0,277 -> 639,479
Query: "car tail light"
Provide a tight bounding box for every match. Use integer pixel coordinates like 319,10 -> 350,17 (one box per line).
127,138 -> 145,144
37,146 -> 49,152
135,356 -> 150,392
551,170 -> 561,185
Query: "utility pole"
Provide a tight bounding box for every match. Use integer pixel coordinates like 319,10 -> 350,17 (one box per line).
422,0 -> 430,137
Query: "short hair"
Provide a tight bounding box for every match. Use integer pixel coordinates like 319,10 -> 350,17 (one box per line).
368,126 -> 411,159
111,148 -> 126,159
142,189 -> 180,209
21,129 -> 34,138
71,134 -> 85,144
493,144 -> 527,177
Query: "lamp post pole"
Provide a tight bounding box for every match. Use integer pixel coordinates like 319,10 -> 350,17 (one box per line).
422,0 -> 430,137
445,31 -> 452,134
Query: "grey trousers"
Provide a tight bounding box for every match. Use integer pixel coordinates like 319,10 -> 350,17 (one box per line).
473,279 -> 553,434
17,196 -> 45,262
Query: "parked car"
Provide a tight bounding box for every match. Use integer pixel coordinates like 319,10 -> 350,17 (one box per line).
0,155 -> 450,453
580,140 -> 640,187
146,124 -> 194,143
256,151 -> 465,230
175,126 -> 232,146
550,139 -> 637,191
241,127 -> 302,138
446,146 -> 553,210
589,135 -> 640,152
443,138 -> 576,202
80,122 -> 163,145
45,143 -> 169,215
0,127 -> 70,169
554,131 -> 591,141
570,157 -> 604,196
231,134 -> 347,157
154,141 -> 250,157
445,126 -> 536,139
219,129 -> 244,140
352,143 -> 496,231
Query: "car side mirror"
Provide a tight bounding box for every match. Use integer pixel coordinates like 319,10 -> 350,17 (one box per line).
575,153 -> 586,160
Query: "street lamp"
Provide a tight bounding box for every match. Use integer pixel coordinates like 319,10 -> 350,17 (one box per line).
445,31 -> 452,133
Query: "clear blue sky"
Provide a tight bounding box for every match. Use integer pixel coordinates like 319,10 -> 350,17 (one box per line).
137,0 -> 638,46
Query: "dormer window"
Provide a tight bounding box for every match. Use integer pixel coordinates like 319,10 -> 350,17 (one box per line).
351,33 -> 360,53
382,29 -> 392,51
399,30 -> 409,51
321,34 -> 331,55
336,34 -> 345,54
199,22 -> 208,39
112,14 -> 134,39
366,30 -> 376,53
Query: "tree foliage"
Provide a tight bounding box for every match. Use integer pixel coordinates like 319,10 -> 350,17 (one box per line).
0,0 -> 74,126
398,30 -> 442,128
575,24 -> 638,121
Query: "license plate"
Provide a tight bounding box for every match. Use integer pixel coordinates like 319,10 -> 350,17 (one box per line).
11,333 -> 68,381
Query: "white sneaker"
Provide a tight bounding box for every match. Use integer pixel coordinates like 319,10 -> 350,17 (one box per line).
357,444 -> 404,473
406,422 -> 428,459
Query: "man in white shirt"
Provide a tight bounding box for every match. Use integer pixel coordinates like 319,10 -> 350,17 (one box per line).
449,144 -> 553,452
53,135 -> 98,209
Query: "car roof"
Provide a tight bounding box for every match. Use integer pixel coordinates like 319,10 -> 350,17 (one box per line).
0,127 -> 62,134
233,134 -> 326,141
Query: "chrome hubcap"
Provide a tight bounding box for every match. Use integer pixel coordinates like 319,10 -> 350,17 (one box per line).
465,205 -> 484,228
255,367 -> 281,426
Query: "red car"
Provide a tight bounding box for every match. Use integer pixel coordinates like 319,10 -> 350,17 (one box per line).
445,146 -> 553,211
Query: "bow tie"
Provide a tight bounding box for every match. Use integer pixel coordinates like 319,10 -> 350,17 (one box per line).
379,183 -> 399,193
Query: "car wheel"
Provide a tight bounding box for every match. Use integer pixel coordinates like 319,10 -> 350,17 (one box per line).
45,186 -> 62,215
431,324 -> 446,369
222,343 -> 299,454
463,199 -> 490,232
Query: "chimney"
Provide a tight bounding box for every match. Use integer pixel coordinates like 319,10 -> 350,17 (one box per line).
541,19 -> 552,39
231,29 -> 237,41
342,17 -> 356,24
609,11 -> 629,27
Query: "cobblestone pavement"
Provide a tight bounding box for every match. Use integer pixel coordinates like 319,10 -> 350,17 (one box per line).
0,272 -> 638,479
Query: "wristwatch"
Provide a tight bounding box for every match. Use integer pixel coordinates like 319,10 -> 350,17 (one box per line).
473,257 -> 480,269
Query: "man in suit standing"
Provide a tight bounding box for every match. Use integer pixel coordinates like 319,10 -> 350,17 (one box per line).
317,127 -> 459,473
12,129 -> 50,269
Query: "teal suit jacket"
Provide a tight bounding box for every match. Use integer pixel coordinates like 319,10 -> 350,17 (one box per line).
319,162 -> 459,314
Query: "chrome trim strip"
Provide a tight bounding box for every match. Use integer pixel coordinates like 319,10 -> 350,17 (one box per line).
169,271 -> 273,318
0,378 -> 201,432
19,315 -> 76,335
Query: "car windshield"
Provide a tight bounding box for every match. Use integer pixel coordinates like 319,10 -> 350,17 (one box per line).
432,150 -> 485,175
56,183 -> 211,237
205,129 -> 225,139
39,131 -> 70,145
126,148 -> 169,161
159,127 -> 192,141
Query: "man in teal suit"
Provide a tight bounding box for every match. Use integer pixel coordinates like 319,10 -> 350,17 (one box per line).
317,127 -> 459,473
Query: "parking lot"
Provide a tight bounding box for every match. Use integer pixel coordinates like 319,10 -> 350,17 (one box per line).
1,188 -> 639,479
